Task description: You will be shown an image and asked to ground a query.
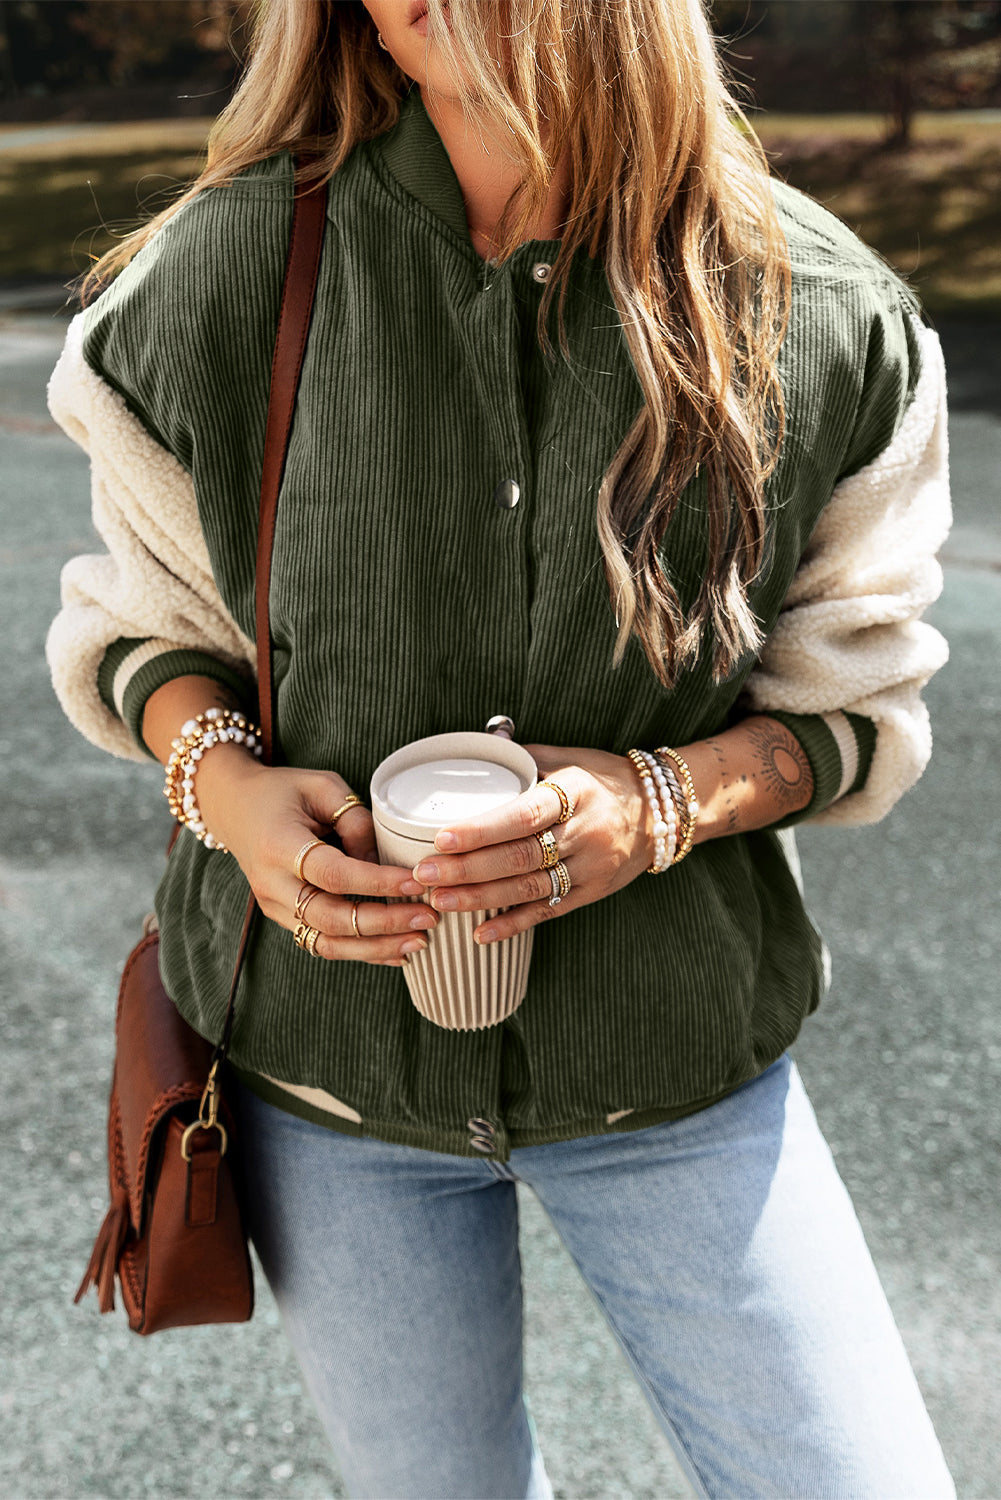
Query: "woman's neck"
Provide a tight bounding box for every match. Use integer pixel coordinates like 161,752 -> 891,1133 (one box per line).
420,85 -> 570,258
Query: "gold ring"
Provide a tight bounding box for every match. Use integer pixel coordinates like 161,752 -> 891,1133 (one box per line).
351,899 -> 362,939
293,920 -> 321,955
539,779 -> 575,824
534,828 -> 559,870
293,837 -> 326,881
331,794 -> 363,829
299,887 -> 321,923
294,882 -> 321,922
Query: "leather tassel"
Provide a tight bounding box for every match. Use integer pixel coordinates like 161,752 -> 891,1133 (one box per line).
75,1191 -> 129,1313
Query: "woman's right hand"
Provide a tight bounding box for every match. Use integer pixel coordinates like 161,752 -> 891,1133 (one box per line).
194,745 -> 438,967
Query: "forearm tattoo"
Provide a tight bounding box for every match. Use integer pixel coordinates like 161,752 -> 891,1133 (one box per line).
705,735 -> 741,835
207,682 -> 243,714
744,718 -> 812,811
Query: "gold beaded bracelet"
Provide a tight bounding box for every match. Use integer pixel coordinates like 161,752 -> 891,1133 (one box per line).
163,708 -> 263,851
654,746 -> 700,865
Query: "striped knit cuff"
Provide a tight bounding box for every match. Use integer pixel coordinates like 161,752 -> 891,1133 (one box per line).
763,709 -> 877,828
97,638 -> 255,759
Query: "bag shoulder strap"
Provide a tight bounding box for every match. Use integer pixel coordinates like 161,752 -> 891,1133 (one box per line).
211,163 -> 328,1069
256,167 -> 329,763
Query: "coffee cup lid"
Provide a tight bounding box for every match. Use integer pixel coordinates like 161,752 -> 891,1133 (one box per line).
370,732 -> 538,839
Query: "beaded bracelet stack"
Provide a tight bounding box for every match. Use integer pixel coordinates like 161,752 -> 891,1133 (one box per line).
626,746 -> 700,873
163,707 -> 263,851
655,745 -> 700,867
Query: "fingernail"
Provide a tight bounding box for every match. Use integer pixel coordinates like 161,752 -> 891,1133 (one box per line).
409,913 -> 435,930
433,892 -> 457,911
401,938 -> 426,955
414,861 -> 439,882
400,879 -> 424,896
475,927 -> 498,944
435,832 -> 458,852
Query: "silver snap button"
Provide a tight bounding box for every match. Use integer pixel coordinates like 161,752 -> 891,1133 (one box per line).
531,262 -> 552,283
493,478 -> 520,510
469,1136 -> 495,1153
467,1117 -> 495,1135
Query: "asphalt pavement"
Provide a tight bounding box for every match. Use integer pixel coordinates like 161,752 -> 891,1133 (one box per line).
1,305 -> 998,1500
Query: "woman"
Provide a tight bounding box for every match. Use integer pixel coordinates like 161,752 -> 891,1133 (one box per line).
47,0 -> 956,1495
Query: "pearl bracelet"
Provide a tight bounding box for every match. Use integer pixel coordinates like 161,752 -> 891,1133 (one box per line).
648,749 -> 678,867
654,746 -> 700,865
626,748 -> 677,873
163,707 -> 263,851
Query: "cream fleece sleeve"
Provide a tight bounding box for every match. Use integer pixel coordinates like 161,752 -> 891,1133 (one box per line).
45,313 -> 256,762
740,316 -> 951,825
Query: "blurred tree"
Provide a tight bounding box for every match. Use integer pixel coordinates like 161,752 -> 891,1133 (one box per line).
0,0 -> 250,110
877,0 -> 937,146
710,0 -> 1001,134
0,4 -> 17,99
69,0 -> 248,87
856,0 -> 1001,144
711,1 -> 872,112
0,1 -> 99,96
2,0 -> 1000,125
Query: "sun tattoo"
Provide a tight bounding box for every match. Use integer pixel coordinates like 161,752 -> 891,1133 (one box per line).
745,719 -> 812,810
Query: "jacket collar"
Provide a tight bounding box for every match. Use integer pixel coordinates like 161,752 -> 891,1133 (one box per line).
370,84 -> 474,247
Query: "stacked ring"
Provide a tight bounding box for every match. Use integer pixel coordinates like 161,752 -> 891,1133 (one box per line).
294,882 -> 321,922
547,859 -> 572,907
293,837 -> 326,881
539,778 -> 575,824
293,920 -> 321,956
534,828 -> 559,870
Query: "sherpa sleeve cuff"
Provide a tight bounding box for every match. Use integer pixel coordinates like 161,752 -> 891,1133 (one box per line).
739,313 -> 951,828
754,709 -> 877,828
45,312 -> 256,762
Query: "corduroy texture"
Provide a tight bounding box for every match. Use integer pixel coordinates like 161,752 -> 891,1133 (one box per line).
46,85 -> 951,1159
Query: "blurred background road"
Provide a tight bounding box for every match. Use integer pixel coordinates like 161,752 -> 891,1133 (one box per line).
1,3 -> 999,1498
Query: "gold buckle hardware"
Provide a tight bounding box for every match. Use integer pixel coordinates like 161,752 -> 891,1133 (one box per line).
179,1060 -> 229,1160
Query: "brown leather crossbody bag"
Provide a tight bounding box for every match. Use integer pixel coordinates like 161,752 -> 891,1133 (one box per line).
74,163 -> 328,1334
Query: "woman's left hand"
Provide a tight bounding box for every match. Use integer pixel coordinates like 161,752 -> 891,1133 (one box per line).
410,745 -> 651,944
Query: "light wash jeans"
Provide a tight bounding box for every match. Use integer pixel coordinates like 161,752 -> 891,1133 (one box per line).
233,1054 -> 955,1500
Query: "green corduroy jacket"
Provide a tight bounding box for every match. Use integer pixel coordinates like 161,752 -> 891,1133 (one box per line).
78,83 -> 933,1160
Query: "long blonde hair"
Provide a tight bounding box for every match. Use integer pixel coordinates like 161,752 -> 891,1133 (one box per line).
83,0 -> 790,690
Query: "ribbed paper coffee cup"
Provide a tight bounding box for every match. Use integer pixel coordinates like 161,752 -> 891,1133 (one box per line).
371,733 -> 538,1031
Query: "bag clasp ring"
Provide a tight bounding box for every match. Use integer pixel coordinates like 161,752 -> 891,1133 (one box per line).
180,1060 -> 229,1160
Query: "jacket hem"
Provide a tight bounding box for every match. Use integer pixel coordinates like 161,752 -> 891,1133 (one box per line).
233,1065 -> 764,1163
